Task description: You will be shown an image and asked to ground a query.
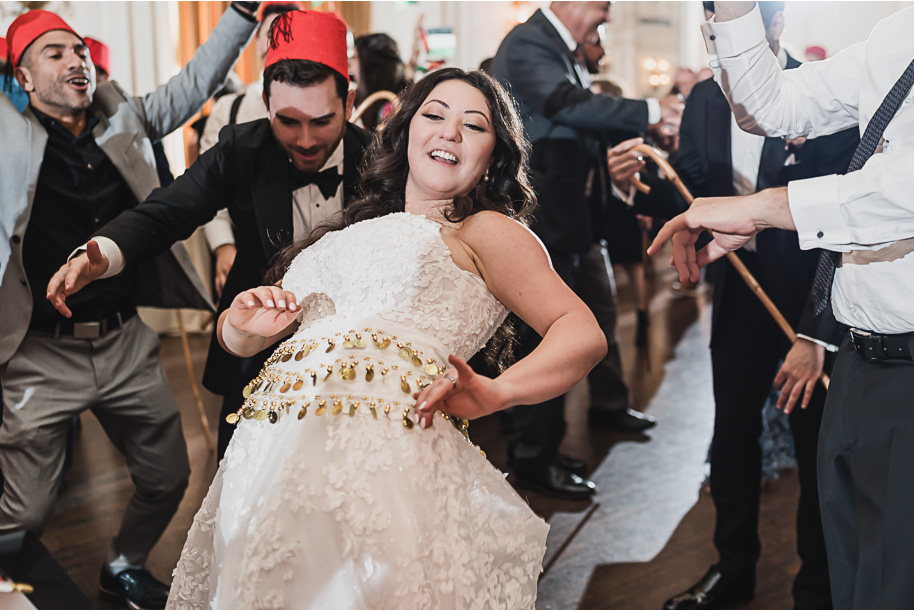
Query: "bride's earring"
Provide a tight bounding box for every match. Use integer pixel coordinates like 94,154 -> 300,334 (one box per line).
483,170 -> 490,182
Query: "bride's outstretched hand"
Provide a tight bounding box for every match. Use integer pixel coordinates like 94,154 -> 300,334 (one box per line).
226,285 -> 300,338
412,355 -> 508,429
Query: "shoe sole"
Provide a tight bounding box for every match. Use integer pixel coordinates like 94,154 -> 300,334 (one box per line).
590,421 -> 657,433
512,478 -> 597,501
99,584 -> 144,610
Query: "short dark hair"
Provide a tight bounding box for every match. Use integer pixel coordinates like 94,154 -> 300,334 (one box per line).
702,1 -> 784,29
263,59 -> 349,105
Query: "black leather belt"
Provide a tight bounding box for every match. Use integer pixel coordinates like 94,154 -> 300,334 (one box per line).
30,308 -> 137,340
849,328 -> 914,363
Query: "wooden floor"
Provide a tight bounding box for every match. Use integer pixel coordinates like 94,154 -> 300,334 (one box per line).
38,260 -> 804,609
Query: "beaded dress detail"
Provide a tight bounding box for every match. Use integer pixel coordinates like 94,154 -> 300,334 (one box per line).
166,213 -> 549,610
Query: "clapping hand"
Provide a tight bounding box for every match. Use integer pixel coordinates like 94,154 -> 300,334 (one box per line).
412,355 -> 508,429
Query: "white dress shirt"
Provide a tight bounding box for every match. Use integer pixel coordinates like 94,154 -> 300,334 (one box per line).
291,138 -> 345,242
704,5 -> 914,334
729,46 -> 789,253
200,81 -> 268,155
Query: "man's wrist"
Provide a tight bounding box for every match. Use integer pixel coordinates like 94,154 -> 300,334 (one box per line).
752,186 -> 794,232
796,333 -> 840,353
230,1 -> 260,21
712,1 -> 757,22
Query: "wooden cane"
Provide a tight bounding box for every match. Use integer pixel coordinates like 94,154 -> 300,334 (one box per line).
351,90 -> 398,124
176,310 -> 216,452
628,143 -> 830,390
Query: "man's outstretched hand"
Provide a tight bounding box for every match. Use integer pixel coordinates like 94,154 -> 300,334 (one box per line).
46,239 -> 110,318
647,187 -> 794,283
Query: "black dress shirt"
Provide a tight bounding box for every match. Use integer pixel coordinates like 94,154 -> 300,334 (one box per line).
24,107 -> 138,328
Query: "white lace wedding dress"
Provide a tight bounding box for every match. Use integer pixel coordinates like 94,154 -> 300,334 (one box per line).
166,212 -> 549,609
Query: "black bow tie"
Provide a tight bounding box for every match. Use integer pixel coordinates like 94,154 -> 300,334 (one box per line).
288,166 -> 343,200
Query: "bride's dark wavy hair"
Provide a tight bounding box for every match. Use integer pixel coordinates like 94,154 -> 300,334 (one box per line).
268,67 -> 537,372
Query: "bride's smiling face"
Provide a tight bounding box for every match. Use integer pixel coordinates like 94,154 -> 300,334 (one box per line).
405,79 -> 496,203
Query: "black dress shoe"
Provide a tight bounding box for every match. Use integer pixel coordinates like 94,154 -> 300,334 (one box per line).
99,564 -> 170,610
513,463 -> 597,500
662,565 -> 754,610
589,407 -> 657,432
555,453 -> 588,474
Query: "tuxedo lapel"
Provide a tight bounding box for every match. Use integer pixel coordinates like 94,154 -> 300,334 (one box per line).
250,138 -> 295,260
530,10 -> 584,87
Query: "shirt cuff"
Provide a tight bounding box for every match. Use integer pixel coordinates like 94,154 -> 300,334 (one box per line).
787,175 -> 851,251
230,1 -> 259,22
203,218 -> 237,252
796,333 -> 840,353
645,98 -> 661,126
702,4 -> 766,60
68,236 -> 125,279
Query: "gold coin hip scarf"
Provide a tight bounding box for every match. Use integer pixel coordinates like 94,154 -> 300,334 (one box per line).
226,325 -> 470,438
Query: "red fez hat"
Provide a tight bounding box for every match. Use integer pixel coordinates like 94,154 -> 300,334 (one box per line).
805,45 -> 827,60
0,38 -> 7,61
6,9 -> 81,66
258,1 -> 305,22
264,10 -> 349,82
83,37 -> 110,75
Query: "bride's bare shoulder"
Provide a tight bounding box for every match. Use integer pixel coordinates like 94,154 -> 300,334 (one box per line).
458,211 -> 547,258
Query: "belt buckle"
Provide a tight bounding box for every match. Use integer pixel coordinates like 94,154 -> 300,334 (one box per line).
73,322 -> 101,340
850,328 -> 868,352
850,328 -> 887,361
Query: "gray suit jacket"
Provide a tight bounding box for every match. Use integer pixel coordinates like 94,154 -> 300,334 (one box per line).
491,9 -> 650,252
0,7 -> 256,364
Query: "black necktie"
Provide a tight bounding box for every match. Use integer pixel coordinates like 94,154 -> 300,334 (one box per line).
810,56 -> 914,315
288,166 -> 343,200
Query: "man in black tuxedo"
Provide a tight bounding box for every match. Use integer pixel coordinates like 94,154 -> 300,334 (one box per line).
490,1 -> 683,500
609,2 -> 858,608
46,11 -> 371,459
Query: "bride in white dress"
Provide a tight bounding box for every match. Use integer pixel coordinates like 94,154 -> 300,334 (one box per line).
166,67 -> 606,609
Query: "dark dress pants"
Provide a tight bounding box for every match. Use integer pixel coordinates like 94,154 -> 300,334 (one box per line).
508,241 -> 630,466
818,337 -> 914,609
709,276 -> 830,608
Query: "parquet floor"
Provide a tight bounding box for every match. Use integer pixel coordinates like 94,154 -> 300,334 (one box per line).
37,260 -> 803,609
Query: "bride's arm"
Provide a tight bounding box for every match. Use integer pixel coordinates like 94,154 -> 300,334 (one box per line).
218,285 -> 301,357
413,211 -> 606,427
